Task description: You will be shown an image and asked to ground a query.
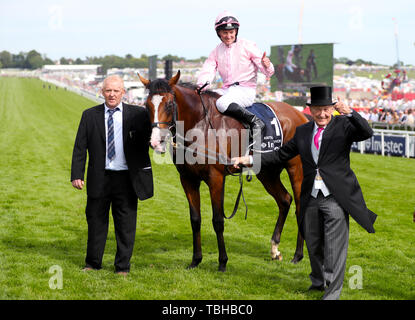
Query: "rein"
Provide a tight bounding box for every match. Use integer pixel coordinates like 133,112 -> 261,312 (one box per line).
197,84 -> 251,219
171,138 -> 250,220
196,82 -> 215,130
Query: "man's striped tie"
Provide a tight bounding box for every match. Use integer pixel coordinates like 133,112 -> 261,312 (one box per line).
107,108 -> 118,161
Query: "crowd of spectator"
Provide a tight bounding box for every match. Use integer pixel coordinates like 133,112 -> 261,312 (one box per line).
358,107 -> 415,126
343,97 -> 415,111
339,97 -> 415,128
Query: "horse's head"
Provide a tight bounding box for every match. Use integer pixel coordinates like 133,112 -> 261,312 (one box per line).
138,71 -> 181,153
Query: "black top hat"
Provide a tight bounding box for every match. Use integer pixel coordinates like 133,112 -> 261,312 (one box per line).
306,86 -> 336,106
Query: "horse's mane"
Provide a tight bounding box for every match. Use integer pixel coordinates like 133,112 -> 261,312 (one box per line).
146,78 -> 219,98
178,82 -> 219,98
177,82 -> 220,113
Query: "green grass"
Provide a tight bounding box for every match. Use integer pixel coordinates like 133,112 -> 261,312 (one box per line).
0,77 -> 414,300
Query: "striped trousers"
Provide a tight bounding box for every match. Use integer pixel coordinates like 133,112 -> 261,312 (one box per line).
304,192 -> 349,300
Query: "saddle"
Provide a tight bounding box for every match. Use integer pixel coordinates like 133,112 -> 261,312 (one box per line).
245,103 -> 283,153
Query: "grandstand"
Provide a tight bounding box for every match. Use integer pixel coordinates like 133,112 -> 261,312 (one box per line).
42,64 -> 102,73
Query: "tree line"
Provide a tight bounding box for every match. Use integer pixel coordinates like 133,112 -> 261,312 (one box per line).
334,57 -> 380,66
0,50 -> 54,70
0,50 -> 205,72
334,57 -> 410,68
2,49 -> 401,71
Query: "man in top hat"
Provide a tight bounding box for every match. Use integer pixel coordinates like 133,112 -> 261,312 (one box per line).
232,86 -> 377,300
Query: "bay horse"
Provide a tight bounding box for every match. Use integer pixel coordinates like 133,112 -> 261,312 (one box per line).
138,71 -> 308,272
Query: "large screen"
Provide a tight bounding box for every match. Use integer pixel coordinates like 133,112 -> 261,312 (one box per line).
270,43 -> 334,94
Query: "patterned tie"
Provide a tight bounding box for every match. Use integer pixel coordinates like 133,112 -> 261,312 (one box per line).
314,127 -> 324,150
107,108 -> 118,161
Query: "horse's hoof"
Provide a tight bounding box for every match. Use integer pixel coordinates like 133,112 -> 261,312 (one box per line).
272,254 -> 283,261
290,254 -> 303,264
218,265 -> 226,272
187,258 -> 202,269
271,240 -> 282,261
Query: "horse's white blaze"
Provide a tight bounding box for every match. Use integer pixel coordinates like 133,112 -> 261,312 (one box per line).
151,94 -> 163,124
150,95 -> 164,149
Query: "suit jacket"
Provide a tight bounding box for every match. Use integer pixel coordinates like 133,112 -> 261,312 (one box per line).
71,103 -> 153,200
262,110 -> 377,237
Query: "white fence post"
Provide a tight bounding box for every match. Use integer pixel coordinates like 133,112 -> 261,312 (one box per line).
406,133 -> 410,158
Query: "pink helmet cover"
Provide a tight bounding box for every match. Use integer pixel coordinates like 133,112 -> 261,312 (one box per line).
214,10 -> 240,31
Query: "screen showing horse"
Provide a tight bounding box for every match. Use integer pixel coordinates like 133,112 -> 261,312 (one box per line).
270,43 -> 334,103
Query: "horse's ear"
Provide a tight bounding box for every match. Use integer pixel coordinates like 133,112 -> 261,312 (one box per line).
168,70 -> 181,86
137,73 -> 150,87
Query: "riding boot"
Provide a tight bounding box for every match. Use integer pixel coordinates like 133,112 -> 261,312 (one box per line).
223,103 -> 264,135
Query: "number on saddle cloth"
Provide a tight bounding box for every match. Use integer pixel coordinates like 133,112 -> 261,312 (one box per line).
245,103 -> 283,153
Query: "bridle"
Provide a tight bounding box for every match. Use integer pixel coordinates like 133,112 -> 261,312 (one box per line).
148,91 -> 178,134
148,83 -> 212,138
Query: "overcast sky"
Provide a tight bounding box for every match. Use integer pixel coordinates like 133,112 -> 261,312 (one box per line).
1,0 -> 414,65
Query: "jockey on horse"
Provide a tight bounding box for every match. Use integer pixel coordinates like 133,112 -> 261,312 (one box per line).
197,10 -> 275,136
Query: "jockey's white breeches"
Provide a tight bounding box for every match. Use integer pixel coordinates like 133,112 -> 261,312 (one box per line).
214,85 -> 256,113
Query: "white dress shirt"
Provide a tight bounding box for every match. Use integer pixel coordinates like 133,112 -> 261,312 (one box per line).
311,123 -> 330,198
105,103 -> 128,170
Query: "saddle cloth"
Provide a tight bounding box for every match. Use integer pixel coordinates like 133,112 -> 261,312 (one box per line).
246,103 -> 283,153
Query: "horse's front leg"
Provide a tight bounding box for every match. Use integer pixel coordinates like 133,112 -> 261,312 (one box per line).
207,170 -> 228,272
180,176 -> 202,269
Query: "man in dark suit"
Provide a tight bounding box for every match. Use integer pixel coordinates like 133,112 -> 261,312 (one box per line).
232,86 -> 377,299
71,75 -> 153,275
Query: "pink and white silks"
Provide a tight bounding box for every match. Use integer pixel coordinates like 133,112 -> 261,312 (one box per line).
197,38 -> 275,113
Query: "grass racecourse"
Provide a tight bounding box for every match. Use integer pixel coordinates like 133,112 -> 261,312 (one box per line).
0,77 -> 414,300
